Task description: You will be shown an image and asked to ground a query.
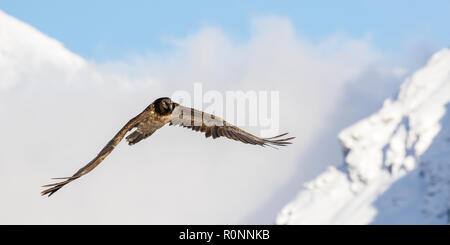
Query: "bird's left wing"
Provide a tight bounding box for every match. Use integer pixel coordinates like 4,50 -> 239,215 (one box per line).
169,104 -> 294,147
41,114 -> 142,197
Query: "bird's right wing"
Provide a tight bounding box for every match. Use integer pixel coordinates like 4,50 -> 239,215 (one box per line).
41,114 -> 143,197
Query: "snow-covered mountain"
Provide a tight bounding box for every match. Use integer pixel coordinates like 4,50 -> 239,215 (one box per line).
277,49 -> 450,224
0,10 -> 87,91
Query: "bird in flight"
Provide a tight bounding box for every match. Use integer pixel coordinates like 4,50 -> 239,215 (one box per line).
41,97 -> 294,197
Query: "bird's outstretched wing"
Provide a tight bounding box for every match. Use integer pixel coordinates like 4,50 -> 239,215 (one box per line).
169,105 -> 294,147
41,114 -> 142,197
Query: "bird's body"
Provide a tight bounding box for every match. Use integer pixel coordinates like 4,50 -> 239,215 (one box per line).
126,103 -> 172,145
41,97 -> 294,197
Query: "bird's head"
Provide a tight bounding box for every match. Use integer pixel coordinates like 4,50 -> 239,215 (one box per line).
154,97 -> 174,115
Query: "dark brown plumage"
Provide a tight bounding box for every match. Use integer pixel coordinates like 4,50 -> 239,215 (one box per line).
41,97 -> 294,197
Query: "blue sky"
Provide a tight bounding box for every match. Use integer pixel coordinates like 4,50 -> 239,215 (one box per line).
1,0 -> 449,61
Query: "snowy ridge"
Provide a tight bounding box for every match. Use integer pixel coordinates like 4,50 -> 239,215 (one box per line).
277,49 -> 450,224
0,10 -> 86,90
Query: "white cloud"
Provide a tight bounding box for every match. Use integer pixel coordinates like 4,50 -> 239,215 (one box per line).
0,12 -> 405,224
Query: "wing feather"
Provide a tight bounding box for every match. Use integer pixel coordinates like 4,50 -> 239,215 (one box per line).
170,105 -> 294,147
41,114 -> 142,197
